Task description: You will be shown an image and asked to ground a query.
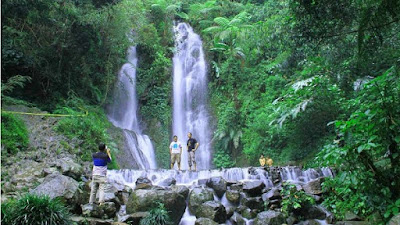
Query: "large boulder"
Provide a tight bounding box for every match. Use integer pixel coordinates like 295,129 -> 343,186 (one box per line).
120,212 -> 149,224
11,160 -> 47,192
240,196 -> 264,211
206,177 -> 227,198
388,213 -> 400,225
158,177 -> 176,187
237,206 -> 257,219
126,187 -> 186,224
188,187 -> 215,215
196,201 -> 227,223
135,177 -> 153,190
262,188 -> 281,201
30,174 -> 83,212
171,185 -> 190,199
302,177 -> 324,195
253,210 -> 285,225
81,202 -> 117,219
226,190 -> 240,204
195,218 -> 219,225
230,212 -> 247,225
242,180 -> 265,197
345,211 -> 362,221
53,157 -> 84,180
335,222 -> 371,225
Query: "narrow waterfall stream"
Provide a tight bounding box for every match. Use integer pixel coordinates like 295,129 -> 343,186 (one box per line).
172,22 -> 213,170
107,46 -> 157,170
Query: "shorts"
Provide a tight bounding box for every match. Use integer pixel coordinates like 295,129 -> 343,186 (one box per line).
171,153 -> 181,164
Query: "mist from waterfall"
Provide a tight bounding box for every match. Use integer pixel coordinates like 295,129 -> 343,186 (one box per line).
107,46 -> 157,170
172,22 -> 213,170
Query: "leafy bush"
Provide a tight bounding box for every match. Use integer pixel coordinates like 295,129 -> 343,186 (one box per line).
281,182 -> 315,217
139,202 -> 171,225
1,194 -> 71,225
213,149 -> 236,168
316,68 -> 400,222
1,112 -> 29,155
54,102 -> 118,169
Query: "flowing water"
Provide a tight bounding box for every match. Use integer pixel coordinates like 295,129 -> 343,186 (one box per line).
108,166 -> 333,224
107,46 -> 157,170
172,22 -> 212,170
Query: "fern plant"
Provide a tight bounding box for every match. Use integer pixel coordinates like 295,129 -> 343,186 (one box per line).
140,202 -> 171,225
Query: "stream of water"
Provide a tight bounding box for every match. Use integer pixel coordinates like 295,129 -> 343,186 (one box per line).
107,46 -> 157,170
172,22 -> 213,170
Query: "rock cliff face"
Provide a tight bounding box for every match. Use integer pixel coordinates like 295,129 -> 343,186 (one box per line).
1,105 -> 92,202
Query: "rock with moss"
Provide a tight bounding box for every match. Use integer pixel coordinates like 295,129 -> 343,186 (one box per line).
253,210 -> 285,225
195,217 -> 219,225
30,174 -> 83,213
126,187 -> 186,224
195,201 -> 227,223
188,187 -> 215,215
206,177 -> 227,198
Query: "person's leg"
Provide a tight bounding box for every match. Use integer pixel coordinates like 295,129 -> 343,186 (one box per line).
98,176 -> 107,204
189,151 -> 196,171
89,176 -> 100,203
171,153 -> 175,169
177,153 -> 181,171
192,151 -> 196,171
188,151 -> 192,171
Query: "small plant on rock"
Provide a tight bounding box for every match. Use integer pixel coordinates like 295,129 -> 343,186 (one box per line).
140,202 -> 171,225
281,182 -> 315,217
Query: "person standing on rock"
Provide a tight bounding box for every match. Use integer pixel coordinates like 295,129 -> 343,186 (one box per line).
89,143 -> 112,205
187,132 -> 199,171
170,135 -> 182,170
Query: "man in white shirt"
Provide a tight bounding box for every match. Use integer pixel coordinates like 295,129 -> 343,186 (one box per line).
169,135 -> 182,170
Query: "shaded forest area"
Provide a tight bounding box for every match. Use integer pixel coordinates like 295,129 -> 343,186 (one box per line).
2,0 -> 400,222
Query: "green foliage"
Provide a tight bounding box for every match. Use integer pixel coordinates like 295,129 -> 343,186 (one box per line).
1,112 -> 29,155
1,0 -> 142,106
1,194 -> 71,225
316,68 -> 400,221
53,98 -> 115,166
213,149 -> 236,169
281,182 -> 315,217
139,202 -> 171,225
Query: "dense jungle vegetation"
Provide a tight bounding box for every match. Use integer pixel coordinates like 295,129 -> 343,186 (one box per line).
2,0 -> 399,222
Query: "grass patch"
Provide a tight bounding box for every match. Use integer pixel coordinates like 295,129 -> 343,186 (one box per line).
1,112 -> 29,155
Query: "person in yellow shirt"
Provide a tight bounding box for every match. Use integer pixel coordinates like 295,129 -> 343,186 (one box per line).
259,154 -> 266,167
266,156 -> 273,166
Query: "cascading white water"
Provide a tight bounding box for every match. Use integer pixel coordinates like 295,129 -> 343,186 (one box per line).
107,46 -> 157,170
107,166 -> 334,225
172,22 -> 212,170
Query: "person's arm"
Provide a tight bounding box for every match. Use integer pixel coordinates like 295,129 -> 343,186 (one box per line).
180,143 -> 182,154
169,143 -> 172,154
194,142 -> 199,151
106,147 -> 112,161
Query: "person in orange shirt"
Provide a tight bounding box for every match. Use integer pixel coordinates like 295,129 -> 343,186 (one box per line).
266,156 -> 273,166
259,154 -> 266,167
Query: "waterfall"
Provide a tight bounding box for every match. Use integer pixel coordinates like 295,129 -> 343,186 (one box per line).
107,46 -> 157,170
172,22 -> 212,170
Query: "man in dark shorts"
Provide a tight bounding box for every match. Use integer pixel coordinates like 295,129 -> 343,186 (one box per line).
187,132 -> 199,171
